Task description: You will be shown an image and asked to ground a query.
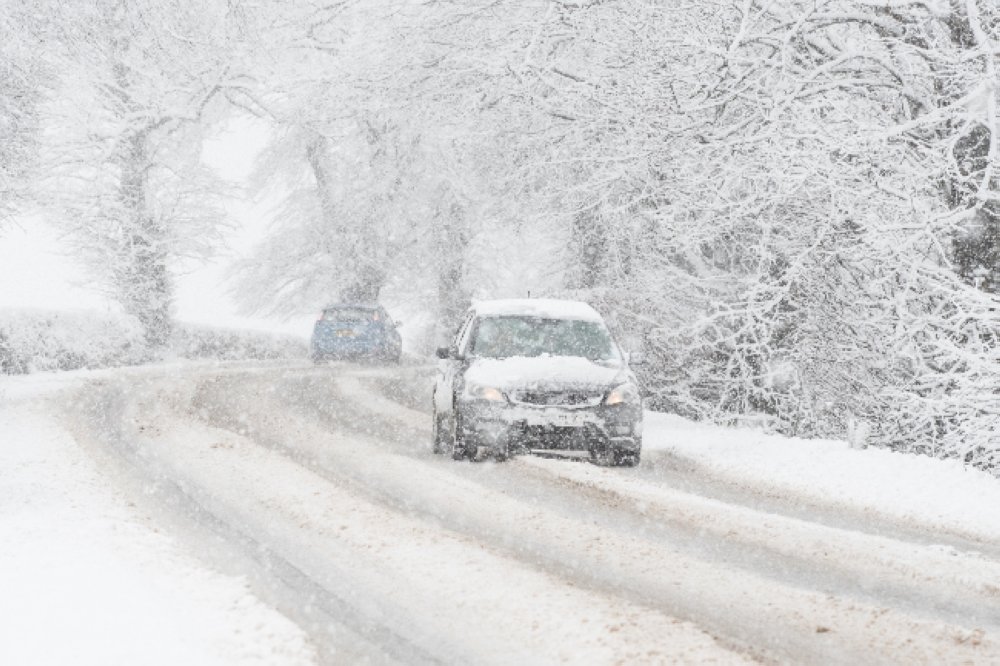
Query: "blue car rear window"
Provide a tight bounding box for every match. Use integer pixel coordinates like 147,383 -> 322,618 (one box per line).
322,308 -> 377,323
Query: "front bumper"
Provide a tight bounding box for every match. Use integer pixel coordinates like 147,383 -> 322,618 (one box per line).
458,399 -> 642,452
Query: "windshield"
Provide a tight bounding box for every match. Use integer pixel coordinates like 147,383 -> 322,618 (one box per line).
469,316 -> 621,361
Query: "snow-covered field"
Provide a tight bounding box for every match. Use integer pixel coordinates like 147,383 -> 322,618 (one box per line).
2,361 -> 999,664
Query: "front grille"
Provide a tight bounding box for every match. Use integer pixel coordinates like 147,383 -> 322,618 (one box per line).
512,389 -> 604,407
514,423 -> 604,449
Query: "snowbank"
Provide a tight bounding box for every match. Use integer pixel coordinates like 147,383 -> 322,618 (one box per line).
171,323 -> 307,362
0,309 -> 145,374
0,309 -> 307,375
645,411 -> 1000,542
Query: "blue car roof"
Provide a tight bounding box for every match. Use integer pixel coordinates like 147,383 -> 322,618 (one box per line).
323,303 -> 380,310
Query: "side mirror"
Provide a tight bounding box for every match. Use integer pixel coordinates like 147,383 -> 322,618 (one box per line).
435,346 -> 452,359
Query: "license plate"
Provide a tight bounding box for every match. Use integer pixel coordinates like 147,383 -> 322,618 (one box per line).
336,330 -> 355,338
541,410 -> 586,427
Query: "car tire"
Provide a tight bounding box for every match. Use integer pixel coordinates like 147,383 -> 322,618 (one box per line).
432,411 -> 447,455
449,411 -> 472,461
588,445 -> 611,466
451,438 -> 471,461
590,439 -> 641,467
613,450 -> 641,467
612,437 -> 642,467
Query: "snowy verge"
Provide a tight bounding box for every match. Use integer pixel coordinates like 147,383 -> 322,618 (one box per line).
0,358 -> 303,403
0,405 -> 317,666
0,308 -> 145,374
644,412 -> 1000,543
170,322 -> 307,362
0,308 -> 306,375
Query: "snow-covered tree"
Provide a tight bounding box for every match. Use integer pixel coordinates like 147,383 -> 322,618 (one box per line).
0,3 -> 48,222
39,0 -> 252,348
622,0 -> 1000,465
231,2 -> 411,311
231,0 -> 543,342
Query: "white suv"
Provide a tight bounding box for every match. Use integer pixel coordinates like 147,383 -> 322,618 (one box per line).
432,299 -> 642,465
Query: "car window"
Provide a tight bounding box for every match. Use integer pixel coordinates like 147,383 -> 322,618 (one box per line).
469,316 -> 620,361
323,307 -> 374,323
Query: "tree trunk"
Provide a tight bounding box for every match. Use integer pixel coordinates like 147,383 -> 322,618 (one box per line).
116,130 -> 172,349
943,8 -> 999,294
435,195 -> 469,346
306,132 -> 386,303
567,208 -> 607,290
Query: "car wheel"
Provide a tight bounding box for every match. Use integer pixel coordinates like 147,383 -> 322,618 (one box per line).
588,441 -> 615,466
613,450 -> 641,467
612,437 -> 642,467
450,411 -> 471,461
451,438 -> 471,461
431,411 -> 447,455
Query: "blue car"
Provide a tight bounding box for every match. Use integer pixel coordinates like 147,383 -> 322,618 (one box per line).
311,303 -> 402,363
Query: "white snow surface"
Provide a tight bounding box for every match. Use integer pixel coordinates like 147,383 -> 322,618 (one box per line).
644,412 -> 1000,542
4,363 -> 1000,663
0,401 -> 317,666
464,355 -> 627,391
471,298 -> 604,322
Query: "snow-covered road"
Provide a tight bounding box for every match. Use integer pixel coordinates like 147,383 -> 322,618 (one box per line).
4,361 -> 999,664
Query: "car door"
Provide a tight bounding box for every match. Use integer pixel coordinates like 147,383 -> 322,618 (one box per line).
434,312 -> 475,416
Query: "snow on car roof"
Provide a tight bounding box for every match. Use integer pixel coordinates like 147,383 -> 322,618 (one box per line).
471,298 -> 604,322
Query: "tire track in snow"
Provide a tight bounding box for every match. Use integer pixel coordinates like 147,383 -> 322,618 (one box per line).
62,377 -> 431,666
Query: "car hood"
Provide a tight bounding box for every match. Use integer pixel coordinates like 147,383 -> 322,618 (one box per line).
464,355 -> 629,392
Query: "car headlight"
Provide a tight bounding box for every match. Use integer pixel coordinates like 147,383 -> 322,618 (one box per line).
605,382 -> 639,406
464,383 -> 507,402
